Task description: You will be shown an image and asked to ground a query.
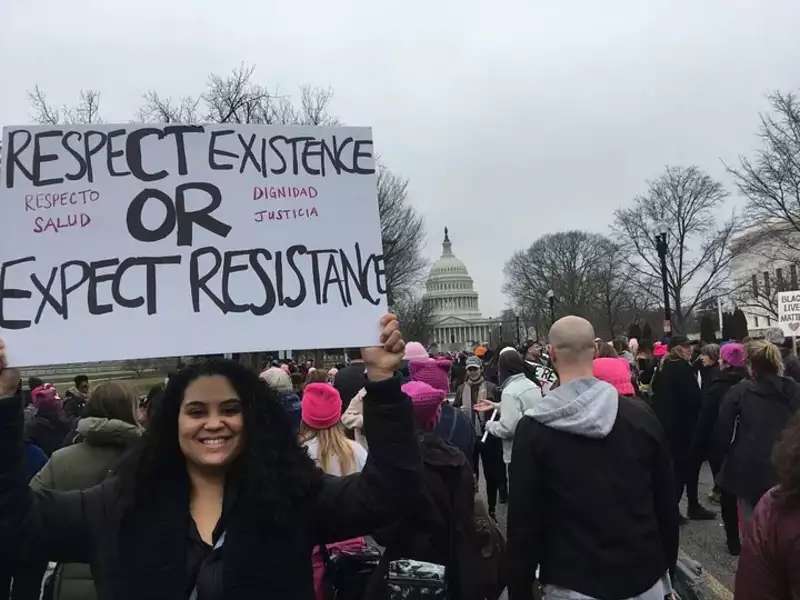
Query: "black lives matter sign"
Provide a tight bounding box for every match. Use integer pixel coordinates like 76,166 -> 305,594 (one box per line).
0,124 -> 387,366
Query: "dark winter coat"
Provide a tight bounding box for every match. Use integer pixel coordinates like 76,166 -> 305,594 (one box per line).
0,377 -> 421,600
26,408 -> 72,457
735,487 -> 800,600
698,364 -> 720,391
508,394 -> 678,600
693,367 -> 748,461
375,432 -> 483,600
652,357 -> 703,460
717,375 -> 800,506
433,404 -> 475,465
333,363 -> 367,412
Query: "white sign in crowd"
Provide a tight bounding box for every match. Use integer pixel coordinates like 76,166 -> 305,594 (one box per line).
0,124 -> 387,366
777,290 -> 800,339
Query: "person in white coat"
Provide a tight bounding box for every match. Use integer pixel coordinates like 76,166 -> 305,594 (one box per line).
476,347 -> 542,466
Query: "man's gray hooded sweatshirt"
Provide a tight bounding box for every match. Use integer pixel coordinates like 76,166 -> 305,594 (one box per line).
507,377 -> 679,600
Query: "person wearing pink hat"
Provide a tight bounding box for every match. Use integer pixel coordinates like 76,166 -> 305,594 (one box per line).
28,384 -> 71,457
299,383 -> 367,476
383,377 -> 486,600
693,342 -> 748,554
299,383 -> 368,600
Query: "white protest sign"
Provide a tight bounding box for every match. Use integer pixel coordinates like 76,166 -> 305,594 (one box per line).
0,124 -> 387,366
777,290 -> 800,337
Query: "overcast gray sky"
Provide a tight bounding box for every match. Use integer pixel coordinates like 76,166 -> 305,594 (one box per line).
2,0 -> 798,316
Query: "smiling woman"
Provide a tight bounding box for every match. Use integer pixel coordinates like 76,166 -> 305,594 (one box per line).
0,314 -> 421,600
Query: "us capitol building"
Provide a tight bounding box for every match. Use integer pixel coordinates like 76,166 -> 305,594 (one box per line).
423,228 -> 497,352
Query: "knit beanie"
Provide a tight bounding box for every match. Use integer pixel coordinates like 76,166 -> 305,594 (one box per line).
592,358 -> 635,396
260,367 -> 293,394
720,343 -> 746,369
403,341 -> 429,362
402,381 -> 445,431
628,338 -> 639,356
653,342 -> 667,359
31,384 -> 61,412
409,358 -> 452,393
301,383 -> 342,429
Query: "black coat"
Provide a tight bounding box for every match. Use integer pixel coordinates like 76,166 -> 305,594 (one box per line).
508,397 -> 679,600
376,432 -> 482,600
693,367 -> 748,460
26,409 -> 71,457
652,358 -> 703,460
0,378 -> 421,600
717,375 -> 800,506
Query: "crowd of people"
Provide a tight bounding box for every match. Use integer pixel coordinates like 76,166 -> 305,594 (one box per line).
1,315 -> 799,599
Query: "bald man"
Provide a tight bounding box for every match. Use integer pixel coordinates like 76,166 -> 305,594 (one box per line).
508,316 -> 679,600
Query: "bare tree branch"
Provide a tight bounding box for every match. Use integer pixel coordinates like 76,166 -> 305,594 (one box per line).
613,166 -> 737,334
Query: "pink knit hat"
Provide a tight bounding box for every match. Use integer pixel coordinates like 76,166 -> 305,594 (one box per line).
403,341 -> 429,362
31,384 -> 62,412
720,343 -> 746,368
593,358 -> 635,396
301,383 -> 342,429
409,358 -> 452,394
653,342 -> 667,359
402,381 -> 445,431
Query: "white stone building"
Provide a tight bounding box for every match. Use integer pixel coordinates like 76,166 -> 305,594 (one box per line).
728,226 -> 800,335
424,229 -> 497,351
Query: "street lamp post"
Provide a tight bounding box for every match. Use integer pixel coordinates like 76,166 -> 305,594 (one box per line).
546,290 -> 556,329
654,224 -> 672,335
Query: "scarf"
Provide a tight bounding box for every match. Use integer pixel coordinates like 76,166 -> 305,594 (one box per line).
461,377 -> 487,437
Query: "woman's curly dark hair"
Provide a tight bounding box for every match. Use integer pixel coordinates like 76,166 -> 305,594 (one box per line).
773,413 -> 800,505
117,359 -> 322,526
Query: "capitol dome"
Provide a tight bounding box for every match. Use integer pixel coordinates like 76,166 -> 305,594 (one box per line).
425,228 -> 480,317
424,229 -> 493,350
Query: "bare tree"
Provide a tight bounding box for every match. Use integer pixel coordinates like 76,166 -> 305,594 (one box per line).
394,291 -> 435,345
729,91 -> 800,260
28,85 -> 102,124
139,64 -> 338,126
138,91 -> 201,123
504,231 -> 618,336
377,164 -> 427,303
614,166 -> 737,334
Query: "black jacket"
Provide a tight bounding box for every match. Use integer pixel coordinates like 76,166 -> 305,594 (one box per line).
333,363 -> 367,410
377,432 -> 482,600
652,358 -> 702,459
26,409 -> 71,457
717,375 -> 800,505
0,377 -> 421,600
693,367 -> 748,459
508,397 -> 678,600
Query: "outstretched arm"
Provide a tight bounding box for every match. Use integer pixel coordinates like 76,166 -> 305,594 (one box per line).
310,315 -> 422,543
0,340 -> 92,563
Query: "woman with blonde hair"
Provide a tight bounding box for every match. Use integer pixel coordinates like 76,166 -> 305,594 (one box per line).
718,340 -> 800,523
299,383 -> 368,600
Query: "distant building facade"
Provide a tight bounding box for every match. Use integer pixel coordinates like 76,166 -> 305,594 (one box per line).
424,229 -> 496,352
728,226 -> 800,336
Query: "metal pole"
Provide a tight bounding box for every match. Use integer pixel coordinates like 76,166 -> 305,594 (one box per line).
717,297 -> 724,342
657,234 -> 672,335
516,315 -> 521,347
